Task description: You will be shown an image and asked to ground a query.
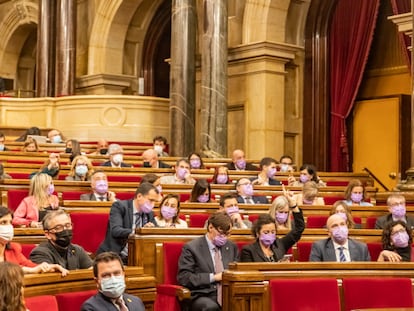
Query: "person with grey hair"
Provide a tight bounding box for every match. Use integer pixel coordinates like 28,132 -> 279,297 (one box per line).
160,158 -> 196,184
375,194 -> 414,230
100,143 -> 133,168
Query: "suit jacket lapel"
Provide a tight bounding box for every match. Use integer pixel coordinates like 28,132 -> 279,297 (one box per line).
127,200 -> 134,228
326,239 -> 337,261
200,237 -> 215,272
348,239 -> 358,261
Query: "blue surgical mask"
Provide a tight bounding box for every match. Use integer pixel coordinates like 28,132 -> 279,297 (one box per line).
100,275 -> 126,299
75,165 -> 88,176
52,135 -> 62,144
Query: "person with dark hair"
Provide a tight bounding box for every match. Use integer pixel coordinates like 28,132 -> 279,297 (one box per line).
81,252 -> 145,311
240,191 -> 304,262
97,182 -> 159,263
0,132 -> 8,151
64,139 -> 82,164
288,163 -> 326,187
329,201 -> 359,229
189,179 -> 211,203
278,155 -> 294,172
15,126 -> 41,142
141,173 -> 162,194
377,221 -> 413,262
218,192 -> 251,229
155,194 -> 187,228
142,148 -> 171,169
177,212 -> 238,310
343,179 -> 373,206
160,158 -> 196,184
153,135 -> 169,157
188,152 -> 205,169
251,157 -> 281,186
30,210 -> 92,270
211,166 -> 231,184
80,171 -> 117,202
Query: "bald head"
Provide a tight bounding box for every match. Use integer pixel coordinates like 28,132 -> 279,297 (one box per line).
142,149 -> 158,168
326,214 -> 346,230
232,149 -> 245,162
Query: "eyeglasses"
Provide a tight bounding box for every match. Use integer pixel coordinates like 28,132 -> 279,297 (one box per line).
47,222 -> 73,233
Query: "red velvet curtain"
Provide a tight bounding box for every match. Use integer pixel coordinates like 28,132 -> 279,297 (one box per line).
329,0 -> 380,171
390,0 -> 411,66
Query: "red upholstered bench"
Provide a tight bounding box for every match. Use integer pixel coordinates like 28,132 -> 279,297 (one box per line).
189,214 -> 209,228
55,290 -> 97,311
21,243 -> 37,258
25,295 -> 59,311
7,189 -> 29,211
296,241 -> 313,262
306,215 -> 328,228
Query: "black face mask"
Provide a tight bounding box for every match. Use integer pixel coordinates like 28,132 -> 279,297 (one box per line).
54,229 -> 73,248
65,147 -> 72,154
143,161 -> 151,168
100,148 -> 108,155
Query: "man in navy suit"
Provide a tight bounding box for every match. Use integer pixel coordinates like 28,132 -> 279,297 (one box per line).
97,182 -> 159,263
81,251 -> 145,311
177,212 -> 238,311
309,214 -> 370,262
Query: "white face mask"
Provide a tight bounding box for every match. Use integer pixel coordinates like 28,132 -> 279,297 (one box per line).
0,224 -> 14,242
154,145 -> 163,154
112,154 -> 123,165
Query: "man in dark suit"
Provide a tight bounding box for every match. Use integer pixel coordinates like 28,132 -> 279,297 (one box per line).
80,171 -> 117,202
309,214 -> 370,262
250,157 -> 281,186
141,148 -> 171,168
81,251 -> 145,311
226,149 -> 258,171
96,182 -> 159,263
177,212 -> 238,311
375,194 -> 414,230
101,144 -> 133,168
236,178 -> 269,204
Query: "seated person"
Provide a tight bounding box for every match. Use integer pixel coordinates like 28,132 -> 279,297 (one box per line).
309,214 -> 370,262
0,262 -> 26,311
375,194 -> 414,229
226,149 -> 258,171
21,137 -> 39,152
188,152 -> 205,169
177,212 -> 238,310
13,173 -> 59,228
269,196 -> 293,230
80,170 -> 117,202
251,157 -> 281,186
160,158 -> 196,184
343,179 -> 373,206
31,152 -> 60,179
30,210 -> 93,269
153,135 -> 169,157
211,166 -> 231,184
278,155 -> 294,172
47,129 -> 64,144
88,138 -> 109,156
378,220 -> 412,262
189,179 -> 211,203
142,148 -> 171,168
97,183 -> 159,263
101,144 -> 132,168
141,173 -> 163,195
235,178 -> 268,204
288,164 -> 326,187
81,251 -> 145,311
0,133 -> 8,151
15,126 -> 41,142
64,139 -> 82,164
65,155 -> 94,181
330,200 -> 360,229
294,181 -> 325,205
154,194 -> 188,228
0,206 -> 67,275
219,193 -> 251,229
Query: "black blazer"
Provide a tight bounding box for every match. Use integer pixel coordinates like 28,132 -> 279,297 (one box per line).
81,292 -> 145,311
236,195 -> 268,204
375,214 -> 414,230
240,210 -> 305,262
158,161 -> 171,168
177,236 -> 238,299
226,162 -> 258,171
97,199 -> 156,255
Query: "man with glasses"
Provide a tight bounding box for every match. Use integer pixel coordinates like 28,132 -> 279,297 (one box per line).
81,251 -> 145,310
178,212 -> 238,311
375,194 -> 414,229
30,210 -> 92,269
236,178 -> 268,204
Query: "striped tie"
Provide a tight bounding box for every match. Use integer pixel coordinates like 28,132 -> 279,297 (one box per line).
338,246 -> 347,262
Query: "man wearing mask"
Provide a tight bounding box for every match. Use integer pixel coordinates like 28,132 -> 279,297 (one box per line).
153,135 -> 169,157
88,139 -> 109,156
47,129 -> 64,144
101,144 -> 133,168
218,193 -> 251,229
30,210 -> 92,269
309,214 -> 370,262
97,182 -> 159,263
226,149 -> 258,171
160,159 -> 196,184
141,149 -> 171,169
178,212 -> 238,311
375,194 -> 414,229
251,157 -> 281,186
80,171 -> 117,202
236,178 -> 268,204
81,251 -> 145,311
278,155 -> 295,172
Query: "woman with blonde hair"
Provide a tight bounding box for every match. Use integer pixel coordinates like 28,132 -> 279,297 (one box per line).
65,155 -> 94,181
0,262 -> 26,311
269,196 -> 292,230
12,173 -> 59,228
329,200 -> 358,229
21,137 -> 39,152
294,181 -> 325,205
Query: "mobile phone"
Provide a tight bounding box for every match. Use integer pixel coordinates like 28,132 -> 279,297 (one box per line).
278,254 -> 293,263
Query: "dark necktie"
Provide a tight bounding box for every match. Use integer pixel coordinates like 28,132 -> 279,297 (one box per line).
214,247 -> 224,306
338,246 -> 347,262
135,212 -> 142,229
98,196 -> 105,201
115,296 -> 128,311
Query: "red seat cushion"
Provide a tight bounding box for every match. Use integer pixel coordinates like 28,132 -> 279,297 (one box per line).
296,241 -> 313,262
189,214 -> 209,228
25,295 -> 59,311
365,216 -> 377,229
270,278 -> 340,311
21,243 -> 36,258
56,290 -> 97,311
62,191 -> 87,200
107,175 -> 142,182
367,242 -> 383,261
306,215 -> 328,228
8,189 -> 29,211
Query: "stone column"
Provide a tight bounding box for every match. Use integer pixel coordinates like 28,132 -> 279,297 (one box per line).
200,0 -> 228,157
55,0 -> 77,96
36,0 -> 56,97
169,0 -> 196,156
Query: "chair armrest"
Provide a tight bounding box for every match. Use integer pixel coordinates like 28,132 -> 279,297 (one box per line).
156,284 -> 191,301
